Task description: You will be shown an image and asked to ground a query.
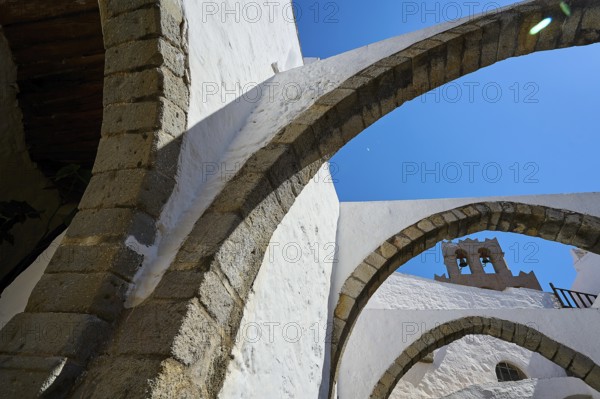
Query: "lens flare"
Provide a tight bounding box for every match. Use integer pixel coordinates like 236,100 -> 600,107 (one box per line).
529,17 -> 552,35
560,1 -> 572,16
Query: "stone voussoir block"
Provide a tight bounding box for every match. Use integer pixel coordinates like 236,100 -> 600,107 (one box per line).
105,0 -> 184,22
495,202 -> 516,232
103,67 -> 188,111
557,213 -> 583,245
103,5 -> 182,48
72,355 -> 162,398
538,208 -> 565,240
558,7 -> 583,47
66,208 -> 155,246
331,318 -> 346,348
584,365 -> 600,391
500,320 -> 516,341
339,112 -> 366,143
522,328 -> 543,351
339,74 -> 371,91
487,318 -> 503,338
105,37 -> 185,76
46,242 -> 143,280
0,312 -> 109,363
79,168 -> 146,210
552,345 -> 576,369
496,12 -> 521,59
377,241 -> 398,259
538,335 -> 559,360
343,277 -> 366,300
475,18 -> 500,67
515,11 -> 542,56
179,211 -> 242,260
0,354 -> 83,398
334,294 -> 356,321
92,132 -> 154,173
364,251 -> 387,269
569,353 -> 596,378
459,25 -> 482,75
416,219 -> 436,235
353,262 -> 378,284
316,88 -> 359,117
573,215 -> 600,249
26,272 -> 129,322
112,298 -> 217,363
101,97 -> 185,137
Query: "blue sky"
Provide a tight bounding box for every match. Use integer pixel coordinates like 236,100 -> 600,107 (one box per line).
293,0 -> 600,290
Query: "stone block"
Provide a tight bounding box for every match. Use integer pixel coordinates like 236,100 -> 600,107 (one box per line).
496,12 -> 521,59
557,213 -> 583,245
552,345 -> 576,369
26,272 -> 129,322
198,269 -> 241,334
538,208 -> 564,241
569,353 -> 595,379
104,6 -> 181,48
105,37 -> 185,76
46,242 -> 143,280
0,313 -> 109,363
66,208 -> 155,246
343,277 -> 365,299
334,295 -> 355,321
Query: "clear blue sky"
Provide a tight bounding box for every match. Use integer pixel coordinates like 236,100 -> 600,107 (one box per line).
293,0 -> 600,290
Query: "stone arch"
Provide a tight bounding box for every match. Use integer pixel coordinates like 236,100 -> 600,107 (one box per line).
72,0 -> 600,396
369,316 -> 600,399
332,201 -> 600,391
147,2 -> 600,395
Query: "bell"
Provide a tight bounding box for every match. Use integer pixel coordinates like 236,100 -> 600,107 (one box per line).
458,257 -> 468,268
481,256 -> 491,266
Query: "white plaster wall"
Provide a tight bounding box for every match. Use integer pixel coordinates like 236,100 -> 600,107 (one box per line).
219,163 -> 339,399
333,193 -> 600,307
571,250 -> 600,297
368,273 -> 560,311
185,0 -> 303,126
340,307 -> 600,399
0,232 -> 65,327
390,335 -> 566,399
339,273 -> 597,399
441,377 -> 600,399
373,274 -> 564,398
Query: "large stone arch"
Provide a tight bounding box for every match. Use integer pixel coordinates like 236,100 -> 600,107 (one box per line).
0,0 -> 189,396
332,201 -> 600,392
71,0 -> 600,397
369,316 -> 600,399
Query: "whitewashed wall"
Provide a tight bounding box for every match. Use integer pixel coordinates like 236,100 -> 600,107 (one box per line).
338,273 -> 599,399
442,377 -> 600,399
570,249 -> 600,297
390,336 -> 566,399
219,164 -> 339,398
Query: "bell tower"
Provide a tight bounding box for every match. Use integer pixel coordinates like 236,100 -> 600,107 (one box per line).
435,238 -> 542,291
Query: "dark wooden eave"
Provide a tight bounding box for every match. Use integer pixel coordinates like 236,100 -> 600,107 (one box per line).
0,0 -> 105,176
